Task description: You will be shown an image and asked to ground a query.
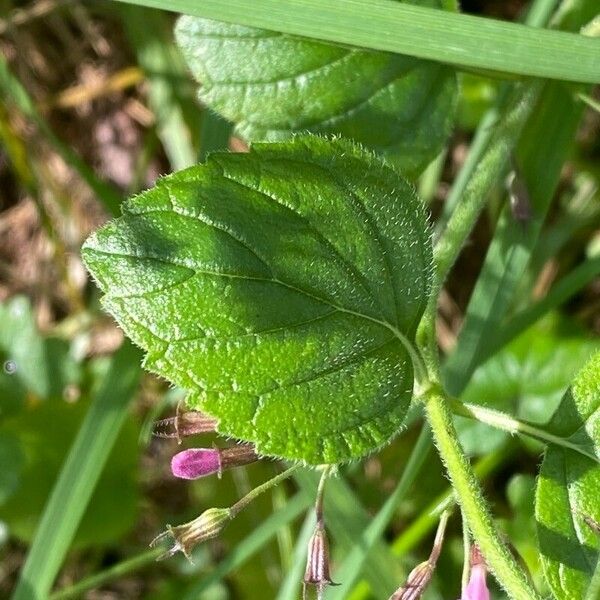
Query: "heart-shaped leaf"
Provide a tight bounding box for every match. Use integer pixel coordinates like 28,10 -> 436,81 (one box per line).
82,137 -> 432,464
535,350 -> 600,599
174,0 -> 458,177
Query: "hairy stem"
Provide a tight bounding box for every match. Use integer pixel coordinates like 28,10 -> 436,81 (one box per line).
461,510 -> 471,593
424,388 -> 542,600
449,399 -> 598,462
230,465 -> 299,517
417,81 -> 543,374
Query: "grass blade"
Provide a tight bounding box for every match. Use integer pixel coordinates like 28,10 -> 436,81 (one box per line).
12,343 -> 141,600
49,548 -> 162,600
118,4 -> 199,171
275,511 -> 315,600
111,0 -> 600,83
480,255 -> 600,363
444,82 -> 586,395
435,0 -> 558,235
328,426 -> 433,600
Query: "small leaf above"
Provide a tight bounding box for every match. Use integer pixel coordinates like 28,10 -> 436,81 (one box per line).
535,350 -> 600,600
82,136 -> 432,465
174,0 -> 458,177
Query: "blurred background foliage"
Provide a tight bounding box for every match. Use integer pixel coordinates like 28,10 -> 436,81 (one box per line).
0,0 -> 598,598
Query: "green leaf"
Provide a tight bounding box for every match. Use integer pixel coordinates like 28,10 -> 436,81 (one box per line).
82,136 -> 432,464
0,393 -> 139,548
11,343 -> 141,600
456,316 -> 600,456
535,351 -> 600,600
0,433 -> 24,506
174,0 -> 458,176
0,296 -> 81,402
112,0 -> 600,84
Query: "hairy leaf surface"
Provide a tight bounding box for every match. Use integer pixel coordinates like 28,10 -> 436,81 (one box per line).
535,351 -> 600,599
82,137 -> 432,464
174,0 -> 457,177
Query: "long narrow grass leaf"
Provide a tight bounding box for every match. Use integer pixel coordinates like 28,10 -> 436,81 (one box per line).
111,0 -> 600,83
49,548 -> 162,600
275,511 -> 316,600
329,426 -> 433,600
479,255 -> 600,364
444,82 -> 586,395
119,4 -> 199,171
12,343 -> 141,600
435,0 -> 558,235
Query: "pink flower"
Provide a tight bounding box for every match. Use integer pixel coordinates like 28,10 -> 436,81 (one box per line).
171,444 -> 258,480
461,546 -> 490,600
461,564 -> 489,600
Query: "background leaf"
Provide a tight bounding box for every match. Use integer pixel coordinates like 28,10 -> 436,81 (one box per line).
0,397 -> 140,547
455,316 -> 600,456
82,136 -> 432,464
535,351 -> 600,599
174,0 -> 458,176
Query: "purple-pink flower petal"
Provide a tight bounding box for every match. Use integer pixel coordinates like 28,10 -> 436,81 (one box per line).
461,564 -> 490,600
171,448 -> 221,480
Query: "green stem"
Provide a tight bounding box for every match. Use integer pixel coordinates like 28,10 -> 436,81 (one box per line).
49,549 -> 162,600
230,465 -> 299,517
424,389 -> 542,600
435,0 -> 557,236
348,445 -> 510,600
461,510 -> 471,593
391,444 -> 511,557
450,399 -> 598,462
417,81 -> 543,374
434,83 -> 542,287
314,465 -> 332,523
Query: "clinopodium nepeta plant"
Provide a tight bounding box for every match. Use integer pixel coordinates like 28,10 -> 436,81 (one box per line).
82,2 -> 600,599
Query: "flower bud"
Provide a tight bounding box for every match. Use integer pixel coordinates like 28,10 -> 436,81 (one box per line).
389,510 -> 448,600
303,520 -> 338,599
153,410 -> 218,439
389,561 -> 433,600
461,545 -> 490,600
171,444 -> 259,480
150,507 -> 232,561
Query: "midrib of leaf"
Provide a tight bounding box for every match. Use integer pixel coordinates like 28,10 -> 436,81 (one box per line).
96,246 -> 422,380
111,0 -> 600,83
92,149 -> 428,377
210,160 -> 399,322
